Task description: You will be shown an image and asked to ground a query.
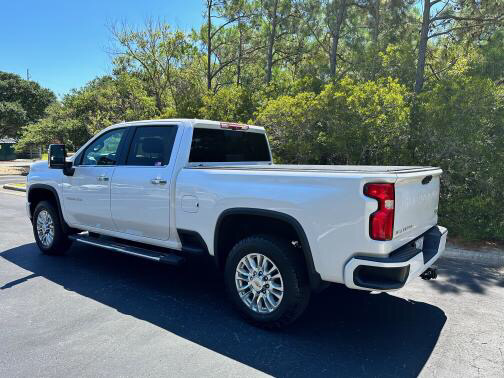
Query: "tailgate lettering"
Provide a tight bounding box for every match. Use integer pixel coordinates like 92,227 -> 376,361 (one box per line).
395,224 -> 413,236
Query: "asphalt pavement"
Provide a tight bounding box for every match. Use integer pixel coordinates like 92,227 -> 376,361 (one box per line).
0,175 -> 26,186
0,190 -> 503,377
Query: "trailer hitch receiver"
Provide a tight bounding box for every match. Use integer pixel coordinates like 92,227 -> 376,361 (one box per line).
420,267 -> 438,280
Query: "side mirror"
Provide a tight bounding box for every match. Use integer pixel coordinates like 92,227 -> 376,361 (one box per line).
48,144 -> 66,169
48,144 -> 74,176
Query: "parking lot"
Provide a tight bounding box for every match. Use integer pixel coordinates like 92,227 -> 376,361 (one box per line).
0,175 -> 26,187
0,189 -> 503,377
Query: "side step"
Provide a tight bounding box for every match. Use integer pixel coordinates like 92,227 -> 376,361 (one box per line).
69,234 -> 185,266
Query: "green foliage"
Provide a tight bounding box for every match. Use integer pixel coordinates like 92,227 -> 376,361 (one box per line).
16,72 -> 158,151
170,56 -> 206,118
416,75 -> 504,240
257,77 -> 410,165
257,92 -> 321,163
0,101 -> 27,135
377,43 -> 418,88
65,74 -> 158,135
110,20 -> 195,113
16,102 -> 88,152
200,85 -> 254,123
0,71 -> 55,137
469,30 -> 504,83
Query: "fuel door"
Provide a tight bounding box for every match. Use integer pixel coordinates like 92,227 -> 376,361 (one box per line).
181,195 -> 199,213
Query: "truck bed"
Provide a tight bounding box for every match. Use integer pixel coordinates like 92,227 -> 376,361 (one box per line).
178,163 -> 442,283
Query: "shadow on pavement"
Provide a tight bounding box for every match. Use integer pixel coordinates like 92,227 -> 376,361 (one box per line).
426,258 -> 504,295
1,243 -> 447,377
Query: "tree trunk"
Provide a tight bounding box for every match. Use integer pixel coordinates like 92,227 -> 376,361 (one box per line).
207,1 -> 212,90
329,0 -> 347,78
371,0 -> 380,44
367,0 -> 381,79
410,0 -> 431,160
155,94 -> 163,113
265,0 -> 279,84
414,0 -> 431,94
237,20 -> 243,85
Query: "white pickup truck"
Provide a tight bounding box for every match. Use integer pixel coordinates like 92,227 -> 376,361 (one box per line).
27,119 -> 447,328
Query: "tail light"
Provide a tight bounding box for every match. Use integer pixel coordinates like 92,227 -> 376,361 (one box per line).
364,183 -> 395,240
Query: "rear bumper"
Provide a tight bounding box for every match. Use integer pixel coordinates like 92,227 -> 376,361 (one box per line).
344,225 -> 448,291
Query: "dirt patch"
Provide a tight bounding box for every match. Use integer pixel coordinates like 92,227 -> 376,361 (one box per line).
0,166 -> 29,175
448,237 -> 504,252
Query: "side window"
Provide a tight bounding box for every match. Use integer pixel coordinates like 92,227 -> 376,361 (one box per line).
81,128 -> 126,166
126,126 -> 177,166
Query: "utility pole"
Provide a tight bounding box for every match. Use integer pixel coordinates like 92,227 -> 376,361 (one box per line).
26,69 -> 30,81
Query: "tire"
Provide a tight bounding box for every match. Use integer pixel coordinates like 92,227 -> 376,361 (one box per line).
33,201 -> 72,255
224,235 -> 310,329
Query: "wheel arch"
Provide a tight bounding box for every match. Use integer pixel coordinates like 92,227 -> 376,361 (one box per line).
28,184 -> 71,233
214,208 -> 321,289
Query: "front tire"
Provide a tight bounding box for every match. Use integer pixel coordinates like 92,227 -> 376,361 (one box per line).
224,235 -> 310,329
33,201 -> 72,255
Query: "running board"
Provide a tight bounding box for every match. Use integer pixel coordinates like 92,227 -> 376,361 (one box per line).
69,234 -> 185,266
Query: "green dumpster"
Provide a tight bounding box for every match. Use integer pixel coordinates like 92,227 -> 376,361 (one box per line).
0,139 -> 17,161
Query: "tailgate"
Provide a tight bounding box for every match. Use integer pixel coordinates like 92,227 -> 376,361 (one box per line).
393,168 -> 442,243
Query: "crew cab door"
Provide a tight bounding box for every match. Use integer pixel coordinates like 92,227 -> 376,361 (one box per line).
110,125 -> 179,240
63,127 -> 127,230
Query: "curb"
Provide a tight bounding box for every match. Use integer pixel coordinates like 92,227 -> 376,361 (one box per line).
2,184 -> 26,193
441,246 -> 504,265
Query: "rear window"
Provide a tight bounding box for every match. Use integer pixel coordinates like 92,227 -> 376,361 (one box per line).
189,128 -> 271,162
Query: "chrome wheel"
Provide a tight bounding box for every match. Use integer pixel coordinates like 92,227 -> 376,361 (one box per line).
235,253 -> 284,314
36,210 -> 55,248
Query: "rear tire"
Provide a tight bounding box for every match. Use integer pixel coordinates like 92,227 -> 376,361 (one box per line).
33,201 -> 72,255
224,235 -> 310,329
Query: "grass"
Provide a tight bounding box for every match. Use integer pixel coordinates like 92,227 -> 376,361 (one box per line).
8,182 -> 26,188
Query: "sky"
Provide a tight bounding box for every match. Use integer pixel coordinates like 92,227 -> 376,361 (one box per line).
0,0 -> 204,97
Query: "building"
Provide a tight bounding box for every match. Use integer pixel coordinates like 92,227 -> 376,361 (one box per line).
0,138 -> 16,160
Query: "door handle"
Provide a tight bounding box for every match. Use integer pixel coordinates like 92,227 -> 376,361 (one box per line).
151,177 -> 167,185
97,175 -> 109,182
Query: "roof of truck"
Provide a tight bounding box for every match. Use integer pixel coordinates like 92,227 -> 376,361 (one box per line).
115,119 -> 265,132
